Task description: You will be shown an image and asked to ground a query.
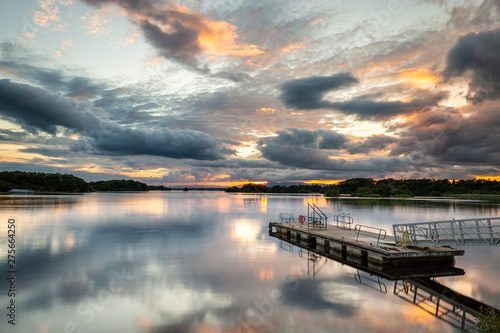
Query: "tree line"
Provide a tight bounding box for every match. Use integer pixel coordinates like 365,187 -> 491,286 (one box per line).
0,171 -> 166,193
225,183 -> 323,194
225,178 -> 500,197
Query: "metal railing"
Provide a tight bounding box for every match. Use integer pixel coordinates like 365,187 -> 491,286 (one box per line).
298,249 -> 327,277
393,217 -> 500,246
393,279 -> 490,331
307,202 -> 328,230
333,212 -> 354,229
279,240 -> 293,253
354,224 -> 387,247
354,270 -> 387,294
279,213 -> 294,224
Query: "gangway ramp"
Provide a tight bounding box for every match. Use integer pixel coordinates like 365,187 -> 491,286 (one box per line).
393,217 -> 500,247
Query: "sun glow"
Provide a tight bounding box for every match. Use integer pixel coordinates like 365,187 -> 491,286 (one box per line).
184,180 -> 268,188
398,69 -> 439,86
232,218 -> 260,246
304,180 -> 341,185
235,141 -> 259,158
475,176 -> 500,181
167,5 -> 264,57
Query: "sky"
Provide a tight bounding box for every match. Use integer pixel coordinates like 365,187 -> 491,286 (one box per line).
0,0 -> 499,187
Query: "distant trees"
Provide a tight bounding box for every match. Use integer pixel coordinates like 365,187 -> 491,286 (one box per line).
324,187 -> 340,197
148,185 -> 171,191
3,171 -> 500,196
226,178 -> 500,197
0,171 -> 89,193
89,179 -> 149,191
225,183 -> 322,193
0,171 -> 150,193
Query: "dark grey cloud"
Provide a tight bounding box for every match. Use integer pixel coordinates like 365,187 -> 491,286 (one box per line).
446,0 -> 500,32
280,73 -> 359,109
258,128 -> 347,151
0,79 -> 229,160
0,129 -> 29,142
258,128 -> 340,169
347,135 -> 397,154
280,74 -> 445,119
444,28 -> 500,102
94,127 -> 228,160
81,0 -> 210,68
0,79 -> 102,134
257,128 -> 418,173
318,130 -> 349,149
0,54 -> 105,101
81,0 -> 153,11
330,92 -> 446,119
66,77 -> 106,100
390,104 -> 500,166
0,60 -> 66,92
140,20 -> 201,65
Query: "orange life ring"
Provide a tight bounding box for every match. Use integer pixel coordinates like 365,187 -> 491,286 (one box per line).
299,215 -> 306,223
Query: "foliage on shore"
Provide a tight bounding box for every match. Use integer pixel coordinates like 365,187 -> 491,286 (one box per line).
0,171 -> 89,193
0,171 -> 151,193
225,183 -> 322,194
471,306 -> 500,333
89,179 -> 150,191
148,185 -> 172,191
225,178 -> 500,197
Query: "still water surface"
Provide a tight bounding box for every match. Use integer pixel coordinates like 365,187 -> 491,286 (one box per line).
0,192 -> 499,333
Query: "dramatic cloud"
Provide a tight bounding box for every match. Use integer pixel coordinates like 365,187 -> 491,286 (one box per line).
280,73 -> 359,109
81,0 -> 264,66
2,1 -> 500,184
390,103 -> 500,166
140,19 -> 201,64
0,79 -> 228,160
330,93 -> 446,120
258,128 -> 348,169
94,127 -> 228,160
0,79 -> 102,134
347,135 -> 397,154
280,74 -> 445,119
444,28 -> 500,102
259,128 -> 348,151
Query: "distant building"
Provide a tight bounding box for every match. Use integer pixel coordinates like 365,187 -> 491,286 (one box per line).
9,189 -> 35,195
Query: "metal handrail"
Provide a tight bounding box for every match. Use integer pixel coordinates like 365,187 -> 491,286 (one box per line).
279,213 -> 294,224
393,217 -> 500,246
279,240 -> 293,253
354,224 -> 387,247
307,202 -> 328,230
334,212 -> 354,229
354,270 -> 387,294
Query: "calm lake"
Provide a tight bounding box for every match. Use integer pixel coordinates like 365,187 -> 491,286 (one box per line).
1,192 -> 499,333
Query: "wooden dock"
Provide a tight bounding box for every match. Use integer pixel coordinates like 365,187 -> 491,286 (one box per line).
269,222 -> 465,279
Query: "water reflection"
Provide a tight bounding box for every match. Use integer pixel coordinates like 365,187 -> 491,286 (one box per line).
0,193 -> 499,333
272,233 -> 498,332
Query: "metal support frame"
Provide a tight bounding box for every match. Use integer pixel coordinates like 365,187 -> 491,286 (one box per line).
307,202 -> 328,230
393,279 -> 486,331
393,217 -> 500,246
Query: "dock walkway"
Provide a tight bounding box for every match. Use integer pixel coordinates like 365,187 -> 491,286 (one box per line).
269,222 -> 464,266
